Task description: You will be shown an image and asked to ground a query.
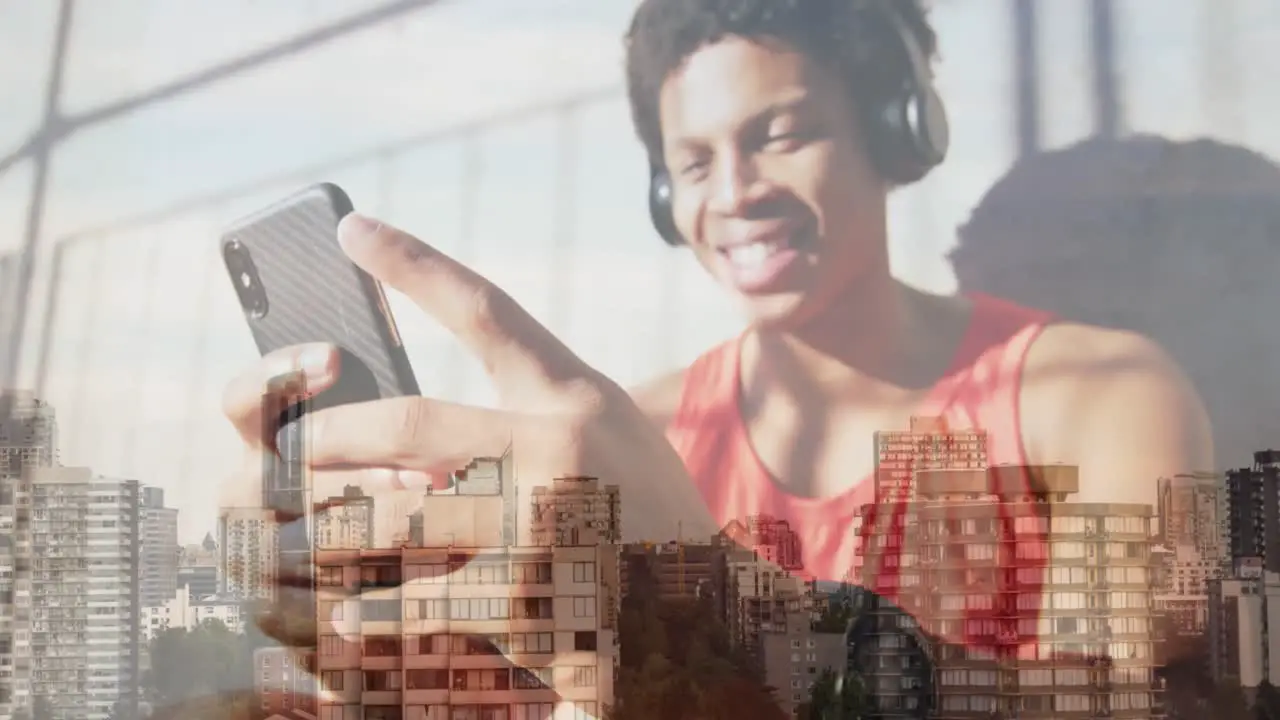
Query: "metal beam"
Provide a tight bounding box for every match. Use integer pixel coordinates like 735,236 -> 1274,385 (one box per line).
0,0 -> 447,178
1012,0 -> 1041,157
2,0 -> 75,394
49,85 -> 620,252
1089,0 -> 1122,138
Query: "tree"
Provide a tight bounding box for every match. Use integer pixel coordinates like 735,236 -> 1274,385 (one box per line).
797,668 -> 871,720
1256,681 -> 1280,720
142,619 -> 260,709
1210,682 -> 1253,720
612,560 -> 786,720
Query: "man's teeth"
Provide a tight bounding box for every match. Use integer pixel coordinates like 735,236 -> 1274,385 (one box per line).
726,240 -> 785,267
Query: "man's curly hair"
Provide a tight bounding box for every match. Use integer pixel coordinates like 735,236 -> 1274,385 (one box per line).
624,0 -> 938,167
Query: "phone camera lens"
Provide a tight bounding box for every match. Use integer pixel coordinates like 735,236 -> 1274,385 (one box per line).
224,240 -> 269,319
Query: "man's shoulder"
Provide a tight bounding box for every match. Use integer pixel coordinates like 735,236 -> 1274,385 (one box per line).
1020,321 -> 1209,471
1026,321 -> 1181,382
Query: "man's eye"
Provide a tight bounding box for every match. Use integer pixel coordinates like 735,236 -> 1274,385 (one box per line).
678,160 -> 709,180
766,132 -> 806,151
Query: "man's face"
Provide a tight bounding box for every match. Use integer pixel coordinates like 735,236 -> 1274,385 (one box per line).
658,36 -> 888,327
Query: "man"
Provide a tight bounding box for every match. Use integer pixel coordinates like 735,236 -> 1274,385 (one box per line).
218,0 -> 1210,710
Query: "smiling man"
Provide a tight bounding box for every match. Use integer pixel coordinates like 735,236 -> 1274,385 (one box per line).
217,1 -> 1213,716
622,0 -> 1211,650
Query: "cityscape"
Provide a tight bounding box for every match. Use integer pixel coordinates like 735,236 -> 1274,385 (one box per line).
0,391 -> 1276,719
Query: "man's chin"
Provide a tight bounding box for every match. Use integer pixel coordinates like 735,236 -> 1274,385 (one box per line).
739,290 -> 818,331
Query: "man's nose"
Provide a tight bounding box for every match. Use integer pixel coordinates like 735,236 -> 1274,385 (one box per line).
707,153 -> 767,216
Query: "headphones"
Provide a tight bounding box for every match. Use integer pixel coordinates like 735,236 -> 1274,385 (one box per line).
647,2 -> 951,247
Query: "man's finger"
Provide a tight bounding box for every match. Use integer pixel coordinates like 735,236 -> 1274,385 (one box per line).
221,343 -> 338,449
306,395 -> 511,471
337,213 -> 581,395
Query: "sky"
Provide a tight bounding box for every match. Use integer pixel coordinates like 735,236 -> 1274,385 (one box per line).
0,0 -> 1278,542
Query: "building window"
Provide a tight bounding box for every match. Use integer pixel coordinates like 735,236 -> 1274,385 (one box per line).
573,597 -> 595,618
319,600 -> 343,621
510,632 -> 554,654
454,562 -> 511,585
319,635 -> 343,656
406,669 -> 449,690
513,703 -> 555,720
363,670 -> 402,692
574,631 -> 597,652
363,636 -> 401,656
405,564 -> 449,583
573,703 -> 598,720
573,562 -> 596,583
320,670 -> 344,691
450,597 -> 510,620
449,704 -> 509,720
361,599 -> 401,622
572,666 -> 597,687
512,562 -> 553,584
410,599 -> 449,620
514,667 -> 553,689
360,565 -> 402,588
416,633 -> 449,654
317,566 -> 343,586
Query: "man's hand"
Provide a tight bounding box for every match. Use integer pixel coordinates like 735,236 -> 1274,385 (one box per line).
222,213 -> 715,539
219,215 -> 717,659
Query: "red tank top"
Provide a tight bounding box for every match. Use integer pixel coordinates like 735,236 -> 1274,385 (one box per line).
666,293 -> 1053,651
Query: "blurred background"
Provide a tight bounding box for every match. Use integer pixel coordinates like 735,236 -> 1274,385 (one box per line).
0,0 -> 1277,543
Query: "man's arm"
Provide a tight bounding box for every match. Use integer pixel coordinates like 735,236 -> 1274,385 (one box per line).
1021,322 -> 1214,505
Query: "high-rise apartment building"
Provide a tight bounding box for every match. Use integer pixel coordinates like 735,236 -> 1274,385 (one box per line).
178,533 -> 220,600
720,515 -> 804,572
23,467 -> 142,720
315,484 -> 375,550
856,466 -> 1162,719
1153,473 -> 1226,634
620,540 -> 728,607
1207,566 -> 1280,690
218,506 -> 278,600
310,454 -> 620,720
139,485 -> 179,606
530,477 -> 621,548
1226,451 -> 1280,574
1209,451 -> 1280,696
0,391 -> 57,716
873,416 -> 988,504
724,545 -> 815,664
0,391 -> 57,468
761,628 -> 846,716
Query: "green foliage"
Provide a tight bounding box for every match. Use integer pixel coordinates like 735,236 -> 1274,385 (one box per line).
1257,681 -> 1280,720
1209,682 -> 1252,720
142,618 -> 263,710
796,668 -> 870,720
612,557 -> 786,720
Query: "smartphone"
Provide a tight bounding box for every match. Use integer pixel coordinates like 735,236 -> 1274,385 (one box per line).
221,184 -> 420,646
220,182 -> 420,409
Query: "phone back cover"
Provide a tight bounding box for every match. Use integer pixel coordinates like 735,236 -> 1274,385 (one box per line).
223,184 -> 418,406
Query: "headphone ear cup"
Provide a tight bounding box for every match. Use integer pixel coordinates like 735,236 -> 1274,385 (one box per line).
867,84 -> 949,186
648,167 -> 684,246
